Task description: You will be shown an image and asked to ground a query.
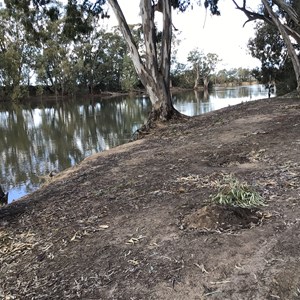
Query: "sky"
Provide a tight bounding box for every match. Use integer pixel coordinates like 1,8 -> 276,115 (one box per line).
101,0 -> 263,70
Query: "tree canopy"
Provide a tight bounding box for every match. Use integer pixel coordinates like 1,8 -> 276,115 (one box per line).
1,0 -> 299,110
233,0 -> 300,92
248,21 -> 298,94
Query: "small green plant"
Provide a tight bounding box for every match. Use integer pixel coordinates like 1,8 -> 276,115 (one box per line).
211,174 -> 266,209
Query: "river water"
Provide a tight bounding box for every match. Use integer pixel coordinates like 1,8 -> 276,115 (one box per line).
0,84 -> 274,203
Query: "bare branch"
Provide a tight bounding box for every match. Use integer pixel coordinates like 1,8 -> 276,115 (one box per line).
231,0 -> 272,27
283,24 -> 300,45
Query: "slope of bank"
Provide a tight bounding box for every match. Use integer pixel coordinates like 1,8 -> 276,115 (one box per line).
1,95 -> 300,299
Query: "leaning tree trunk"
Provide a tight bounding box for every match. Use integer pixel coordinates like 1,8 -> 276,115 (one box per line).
262,0 -> 300,92
108,0 -> 180,123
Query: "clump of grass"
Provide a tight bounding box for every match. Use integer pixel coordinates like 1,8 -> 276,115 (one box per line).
211,174 -> 266,209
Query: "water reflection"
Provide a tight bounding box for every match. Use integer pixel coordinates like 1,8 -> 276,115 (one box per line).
0,84 -> 274,202
0,97 -> 151,202
173,84 -> 273,116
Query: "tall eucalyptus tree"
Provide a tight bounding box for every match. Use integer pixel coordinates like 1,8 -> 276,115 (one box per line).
0,8 -> 36,100
107,0 -> 219,123
232,0 -> 300,92
12,0 -> 219,121
187,49 -> 219,90
35,18 -> 73,96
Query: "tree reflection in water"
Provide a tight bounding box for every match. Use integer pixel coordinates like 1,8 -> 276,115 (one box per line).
0,96 -> 150,202
0,84 -> 273,202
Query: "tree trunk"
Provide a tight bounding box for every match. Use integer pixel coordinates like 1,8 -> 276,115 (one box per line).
262,0 -> 300,92
108,0 -> 181,124
203,77 -> 209,90
233,0 -> 300,91
193,64 -> 200,89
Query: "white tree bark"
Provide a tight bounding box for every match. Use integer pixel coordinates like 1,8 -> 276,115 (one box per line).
108,0 -> 146,84
108,0 -> 176,120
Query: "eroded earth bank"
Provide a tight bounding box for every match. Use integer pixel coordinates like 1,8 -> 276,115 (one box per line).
1,95 -> 300,299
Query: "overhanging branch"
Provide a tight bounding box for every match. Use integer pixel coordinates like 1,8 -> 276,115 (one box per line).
231,0 -> 272,27
108,0 -> 147,84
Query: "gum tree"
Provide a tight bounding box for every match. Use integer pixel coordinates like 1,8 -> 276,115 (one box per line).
0,8 -> 36,100
187,48 -> 219,90
4,0 -> 220,123
102,0 -> 221,123
232,0 -> 300,92
5,0 -> 300,110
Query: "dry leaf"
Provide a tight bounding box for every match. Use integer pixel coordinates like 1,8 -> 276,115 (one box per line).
70,232 -> 78,241
128,259 -> 139,265
99,225 -> 109,229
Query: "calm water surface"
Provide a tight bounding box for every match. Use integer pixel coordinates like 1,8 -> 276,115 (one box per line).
0,84 -> 274,202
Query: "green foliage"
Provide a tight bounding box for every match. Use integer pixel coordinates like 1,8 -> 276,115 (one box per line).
11,85 -> 28,102
36,85 -> 44,96
204,0 -> 220,15
248,0 -> 300,93
248,22 -> 286,73
63,2 -> 94,40
186,48 -> 220,88
0,8 -> 37,100
171,63 -> 194,88
211,174 -> 266,209
121,55 -> 140,91
0,0 -> 222,99
171,0 -> 220,14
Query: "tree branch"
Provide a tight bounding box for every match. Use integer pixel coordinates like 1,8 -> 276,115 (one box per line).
273,0 -> 300,25
283,24 -> 300,45
261,0 -> 300,88
107,0 -> 146,84
231,0 -> 272,27
159,0 -> 172,85
140,0 -> 159,77
232,0 -> 300,44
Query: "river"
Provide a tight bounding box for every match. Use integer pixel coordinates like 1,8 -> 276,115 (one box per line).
0,84 -> 274,203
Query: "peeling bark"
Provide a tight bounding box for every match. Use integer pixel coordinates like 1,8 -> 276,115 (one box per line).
108,0 -> 180,124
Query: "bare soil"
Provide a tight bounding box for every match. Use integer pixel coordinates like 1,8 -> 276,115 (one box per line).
1,95 -> 300,300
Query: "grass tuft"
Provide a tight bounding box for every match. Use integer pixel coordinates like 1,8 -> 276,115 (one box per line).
211,174 -> 266,209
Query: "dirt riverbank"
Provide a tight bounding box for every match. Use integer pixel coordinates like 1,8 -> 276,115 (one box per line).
1,95 -> 300,299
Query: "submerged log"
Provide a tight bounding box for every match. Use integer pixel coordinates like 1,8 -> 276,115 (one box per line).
0,185 -> 8,205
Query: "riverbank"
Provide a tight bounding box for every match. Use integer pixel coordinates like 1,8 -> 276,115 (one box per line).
1,95 -> 300,299
0,82 -> 258,104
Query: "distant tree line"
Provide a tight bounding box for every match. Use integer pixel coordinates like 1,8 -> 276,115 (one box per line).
0,3 -> 146,101
1,0 -> 298,102
0,0 -> 255,103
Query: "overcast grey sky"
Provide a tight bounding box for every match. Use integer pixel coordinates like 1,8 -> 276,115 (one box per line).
102,0 -> 262,70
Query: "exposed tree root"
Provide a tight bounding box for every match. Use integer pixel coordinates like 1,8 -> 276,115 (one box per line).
131,106 -> 188,141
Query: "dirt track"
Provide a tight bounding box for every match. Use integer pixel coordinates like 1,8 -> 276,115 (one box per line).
1,95 -> 300,299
